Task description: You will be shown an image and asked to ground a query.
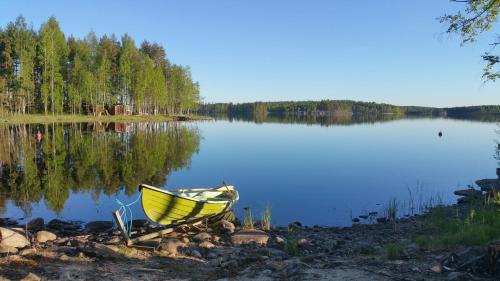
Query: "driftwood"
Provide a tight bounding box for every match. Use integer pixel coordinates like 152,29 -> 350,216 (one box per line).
112,210 -> 173,247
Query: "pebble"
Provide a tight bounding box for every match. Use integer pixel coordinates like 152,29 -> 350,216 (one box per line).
189,249 -> 202,259
199,241 -> 215,249
20,273 -> 41,281
193,232 -> 211,242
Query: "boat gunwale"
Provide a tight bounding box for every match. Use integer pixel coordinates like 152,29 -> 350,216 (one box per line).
139,184 -> 237,204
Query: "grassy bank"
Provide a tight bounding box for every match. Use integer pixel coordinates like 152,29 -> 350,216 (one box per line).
0,114 -> 212,124
414,192 -> 500,249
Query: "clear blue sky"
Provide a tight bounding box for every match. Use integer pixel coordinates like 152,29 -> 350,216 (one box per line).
1,0 -> 498,107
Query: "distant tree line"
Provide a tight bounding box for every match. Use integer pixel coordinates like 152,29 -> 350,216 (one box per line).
0,16 -> 200,116
199,100 -> 500,118
199,100 -> 410,115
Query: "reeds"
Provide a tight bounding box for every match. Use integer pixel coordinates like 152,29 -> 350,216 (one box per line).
243,207 -> 253,229
261,205 -> 271,231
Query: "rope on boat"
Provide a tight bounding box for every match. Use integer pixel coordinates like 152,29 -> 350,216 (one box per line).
115,194 -> 141,237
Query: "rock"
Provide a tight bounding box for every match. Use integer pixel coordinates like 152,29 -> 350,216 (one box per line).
20,273 -> 40,281
26,218 -> 44,232
447,272 -> 467,280
260,269 -> 272,276
265,248 -> 288,259
221,220 -> 235,233
36,230 -> 56,243
84,221 -> 114,233
48,219 -> 80,231
19,248 -> 36,256
441,247 -> 486,271
79,242 -> 123,259
0,218 -> 17,227
284,258 -> 307,276
199,241 -> 215,249
0,227 -> 30,248
231,229 -> 269,246
475,179 -> 499,193
0,244 -> 18,254
431,264 -> 443,273
57,246 -> 79,256
352,218 -> 360,223
158,239 -> 185,255
127,219 -> 149,229
275,236 -> 285,244
298,238 -> 308,246
193,232 -> 211,242
207,252 -> 218,259
453,189 -> 482,197
189,249 -> 202,259
376,217 -> 388,223
457,196 -> 483,204
288,221 -> 302,231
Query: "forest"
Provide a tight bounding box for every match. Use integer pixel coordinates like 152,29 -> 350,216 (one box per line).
0,16 -> 200,116
199,100 -> 500,119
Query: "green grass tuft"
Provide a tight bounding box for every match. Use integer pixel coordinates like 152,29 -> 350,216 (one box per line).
414,199 -> 500,249
243,207 -> 254,229
261,205 -> 271,231
384,243 -> 405,260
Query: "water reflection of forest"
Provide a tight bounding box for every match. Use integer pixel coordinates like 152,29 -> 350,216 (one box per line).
213,112 -> 500,126
0,122 -> 200,215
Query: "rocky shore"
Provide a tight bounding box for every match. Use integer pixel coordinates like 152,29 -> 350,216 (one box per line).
0,209 -> 498,281
0,179 -> 499,280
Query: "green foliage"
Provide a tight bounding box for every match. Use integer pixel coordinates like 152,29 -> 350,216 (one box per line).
261,205 -> 271,231
199,101 -> 500,120
386,197 -> 399,232
0,15 -> 200,115
440,0 -> 500,81
384,243 -> 405,260
415,200 -> 500,249
243,207 -> 253,229
284,237 -> 299,256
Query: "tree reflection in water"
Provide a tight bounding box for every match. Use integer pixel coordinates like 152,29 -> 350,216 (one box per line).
0,122 -> 200,216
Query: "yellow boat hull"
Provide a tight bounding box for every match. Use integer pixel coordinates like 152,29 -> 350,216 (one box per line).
140,184 -> 238,226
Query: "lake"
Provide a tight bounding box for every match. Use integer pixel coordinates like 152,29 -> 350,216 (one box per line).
0,116 -> 498,226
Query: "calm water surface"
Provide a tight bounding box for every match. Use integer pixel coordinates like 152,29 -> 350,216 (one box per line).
1,117 -> 498,226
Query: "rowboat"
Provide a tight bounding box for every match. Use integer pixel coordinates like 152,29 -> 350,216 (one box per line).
139,184 -> 239,226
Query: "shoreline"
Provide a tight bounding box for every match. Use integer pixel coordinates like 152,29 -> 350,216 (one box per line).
0,194 -> 498,280
0,114 -> 213,124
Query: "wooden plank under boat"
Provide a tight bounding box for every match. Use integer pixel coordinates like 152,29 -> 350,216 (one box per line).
139,184 -> 239,226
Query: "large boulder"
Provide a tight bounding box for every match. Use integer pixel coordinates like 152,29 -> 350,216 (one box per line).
231,229 -> 269,246
36,230 -> 57,243
476,179 -> 500,193
47,219 -> 80,231
85,221 -> 114,233
27,218 -> 44,232
0,218 -> 17,227
0,243 -> 18,254
453,189 -> 482,197
0,227 -> 30,248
